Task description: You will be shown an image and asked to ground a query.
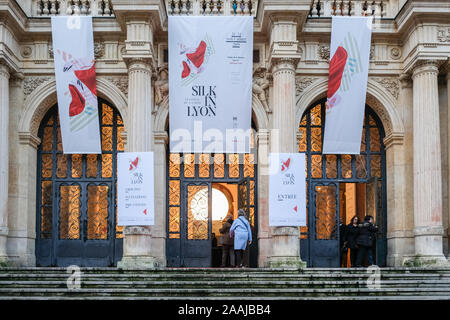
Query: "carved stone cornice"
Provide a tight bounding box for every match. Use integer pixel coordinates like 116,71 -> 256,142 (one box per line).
373,77 -> 400,100
103,75 -> 129,97
295,77 -> 316,95
10,72 -> 24,87
18,132 -> 41,149
318,44 -> 330,61
437,27 -> 450,43
23,76 -> 52,96
399,73 -> 413,89
383,132 -> 405,150
153,131 -> 168,145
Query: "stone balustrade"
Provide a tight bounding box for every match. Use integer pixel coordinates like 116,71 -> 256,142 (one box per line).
308,0 -> 389,18
33,0 -> 114,16
166,0 -> 258,16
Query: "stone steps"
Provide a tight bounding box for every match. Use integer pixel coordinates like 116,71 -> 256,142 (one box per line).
1,267 -> 449,299
1,279 -> 450,289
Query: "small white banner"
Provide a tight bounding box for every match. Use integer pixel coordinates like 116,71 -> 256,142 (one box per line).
169,16 -> 253,153
323,16 -> 373,154
51,16 -> 101,154
269,153 -> 307,227
117,152 -> 155,226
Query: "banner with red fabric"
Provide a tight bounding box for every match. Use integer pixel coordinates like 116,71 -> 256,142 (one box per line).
323,17 -> 373,154
51,16 -> 101,154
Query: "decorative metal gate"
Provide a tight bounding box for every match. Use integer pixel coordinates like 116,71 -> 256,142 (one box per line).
36,100 -> 124,267
167,152 -> 258,267
299,99 -> 387,267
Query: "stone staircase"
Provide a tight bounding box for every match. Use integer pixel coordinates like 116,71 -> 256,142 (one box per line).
0,267 -> 450,300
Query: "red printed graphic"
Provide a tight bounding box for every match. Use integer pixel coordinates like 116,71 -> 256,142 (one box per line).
74,64 -> 97,96
129,157 -> 139,172
294,205 -> 298,213
186,41 -> 207,68
182,61 -> 191,79
143,209 -> 147,215
68,84 -> 86,117
327,46 -> 348,99
281,158 -> 291,172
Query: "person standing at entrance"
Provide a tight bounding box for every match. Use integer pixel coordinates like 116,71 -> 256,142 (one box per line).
230,209 -> 252,268
219,214 -> 235,267
345,216 -> 360,267
355,215 -> 378,267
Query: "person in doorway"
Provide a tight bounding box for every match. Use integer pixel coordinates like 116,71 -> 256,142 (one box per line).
344,216 -> 360,267
339,219 -> 348,267
219,214 -> 235,267
355,215 -> 378,267
230,209 -> 252,268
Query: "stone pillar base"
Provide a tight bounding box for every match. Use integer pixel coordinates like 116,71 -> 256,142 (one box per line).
268,257 -> 306,269
403,255 -> 450,268
0,231 -> 8,265
117,256 -> 163,269
269,227 -> 305,269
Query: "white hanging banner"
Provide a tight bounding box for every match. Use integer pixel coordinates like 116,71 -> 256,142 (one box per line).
117,152 -> 155,226
169,16 -> 253,153
269,153 -> 307,227
51,16 -> 101,154
323,16 -> 373,154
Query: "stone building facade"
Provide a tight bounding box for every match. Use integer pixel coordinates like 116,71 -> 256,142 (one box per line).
0,0 -> 449,268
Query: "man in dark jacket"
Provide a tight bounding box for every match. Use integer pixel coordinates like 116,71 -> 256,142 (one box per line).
355,215 -> 378,267
219,214 -> 235,267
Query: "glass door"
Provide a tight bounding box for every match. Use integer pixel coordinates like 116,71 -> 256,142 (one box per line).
181,183 -> 212,267
310,182 -> 340,267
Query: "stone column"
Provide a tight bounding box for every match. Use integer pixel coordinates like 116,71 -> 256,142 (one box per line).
151,131 -> 168,267
256,129 -> 271,267
411,60 -> 448,266
0,63 -> 10,263
118,58 -> 157,268
269,58 -> 305,268
447,68 -> 450,260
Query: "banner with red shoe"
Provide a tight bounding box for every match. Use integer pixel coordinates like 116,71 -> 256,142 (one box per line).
169,16 -> 253,153
117,152 -> 155,226
323,17 -> 373,154
269,153 -> 307,227
51,16 -> 101,154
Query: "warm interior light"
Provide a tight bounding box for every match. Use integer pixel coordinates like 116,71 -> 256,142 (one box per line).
212,188 -> 229,221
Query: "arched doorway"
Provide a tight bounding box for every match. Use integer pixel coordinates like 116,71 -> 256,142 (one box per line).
299,99 -> 387,267
166,127 -> 258,267
35,99 -> 124,267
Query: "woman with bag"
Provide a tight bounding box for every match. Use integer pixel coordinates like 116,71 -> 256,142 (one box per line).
230,209 -> 252,268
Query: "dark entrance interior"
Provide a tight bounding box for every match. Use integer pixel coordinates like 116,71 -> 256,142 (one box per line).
299,99 -> 387,267
166,153 -> 258,267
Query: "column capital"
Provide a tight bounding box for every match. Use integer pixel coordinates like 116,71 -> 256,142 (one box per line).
271,57 -> 298,75
0,62 -> 10,80
126,57 -> 153,73
411,59 -> 441,79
